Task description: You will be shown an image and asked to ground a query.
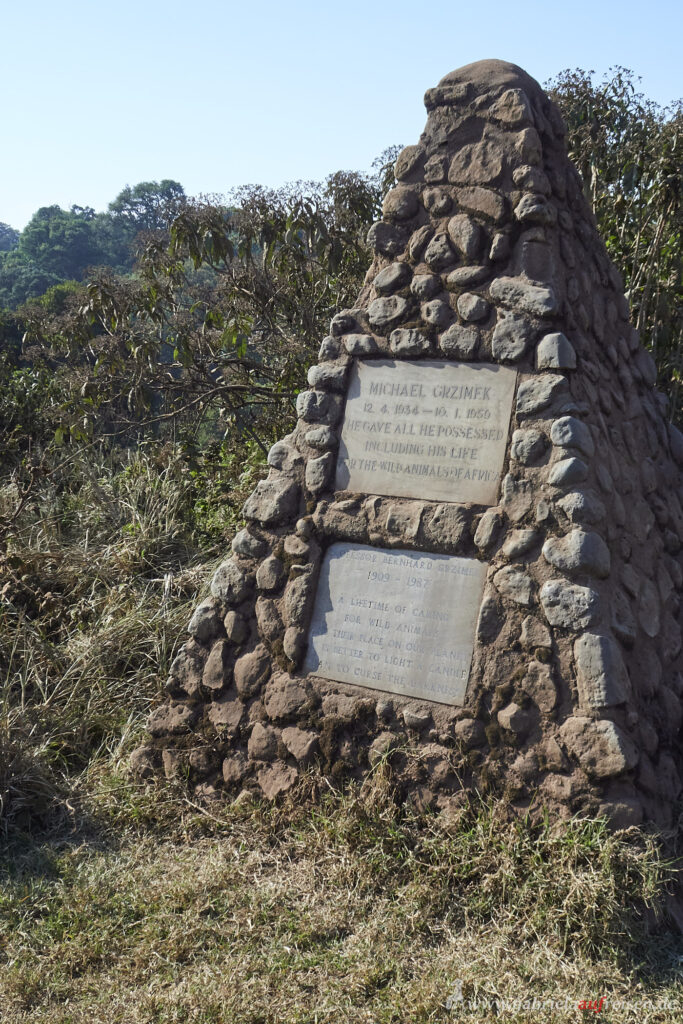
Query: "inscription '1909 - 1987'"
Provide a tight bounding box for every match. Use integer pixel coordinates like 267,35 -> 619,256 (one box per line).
335,360 -> 517,506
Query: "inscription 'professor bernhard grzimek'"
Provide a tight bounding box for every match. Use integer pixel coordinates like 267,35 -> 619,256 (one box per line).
335,360 -> 517,506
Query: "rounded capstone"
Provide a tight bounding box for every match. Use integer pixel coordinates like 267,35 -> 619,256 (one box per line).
490,87 -> 533,127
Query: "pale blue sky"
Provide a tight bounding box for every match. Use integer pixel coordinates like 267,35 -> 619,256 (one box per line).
2,0 -> 681,229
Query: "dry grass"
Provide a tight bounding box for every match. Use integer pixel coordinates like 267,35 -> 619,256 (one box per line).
1,773 -> 682,1024
0,446 -> 230,833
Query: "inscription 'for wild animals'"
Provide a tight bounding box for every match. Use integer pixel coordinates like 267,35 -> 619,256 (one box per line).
336,360 -> 517,506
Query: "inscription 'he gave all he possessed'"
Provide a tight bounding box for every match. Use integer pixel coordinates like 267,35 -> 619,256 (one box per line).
335,360 -> 517,506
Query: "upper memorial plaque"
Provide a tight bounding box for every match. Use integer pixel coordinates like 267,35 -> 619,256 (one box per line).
335,360 -> 516,506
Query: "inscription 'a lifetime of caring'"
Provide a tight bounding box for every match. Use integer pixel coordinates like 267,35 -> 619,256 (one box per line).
335,360 -> 517,506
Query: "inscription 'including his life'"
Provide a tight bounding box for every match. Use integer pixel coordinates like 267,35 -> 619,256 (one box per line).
335,360 -> 517,506
304,542 -> 488,705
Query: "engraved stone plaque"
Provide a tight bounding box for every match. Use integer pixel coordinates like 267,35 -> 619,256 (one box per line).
336,360 -> 517,506
304,542 -> 488,705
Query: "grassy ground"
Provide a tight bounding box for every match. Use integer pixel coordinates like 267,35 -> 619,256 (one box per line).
1,772 -> 682,1024
1,447 -> 682,1024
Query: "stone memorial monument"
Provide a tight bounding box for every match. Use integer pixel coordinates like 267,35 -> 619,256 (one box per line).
134,59 -> 683,828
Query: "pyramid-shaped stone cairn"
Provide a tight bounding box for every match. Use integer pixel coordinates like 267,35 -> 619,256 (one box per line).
137,60 -> 683,827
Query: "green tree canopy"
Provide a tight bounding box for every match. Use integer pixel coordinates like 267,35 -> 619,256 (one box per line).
18,205 -> 101,279
0,222 -> 19,252
108,179 -> 186,232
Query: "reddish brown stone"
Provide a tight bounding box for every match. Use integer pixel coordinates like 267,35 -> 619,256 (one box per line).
234,645 -> 271,698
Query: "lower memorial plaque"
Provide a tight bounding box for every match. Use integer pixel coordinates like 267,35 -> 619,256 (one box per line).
304,542 -> 488,705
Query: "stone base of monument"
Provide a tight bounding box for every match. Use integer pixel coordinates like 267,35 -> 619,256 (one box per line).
132,59 -> 683,831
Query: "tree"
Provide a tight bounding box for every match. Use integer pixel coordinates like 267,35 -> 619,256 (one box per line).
0,222 -> 19,253
0,250 -> 62,309
548,67 -> 683,415
108,180 -> 186,233
17,169 -> 384,456
18,205 -> 100,280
